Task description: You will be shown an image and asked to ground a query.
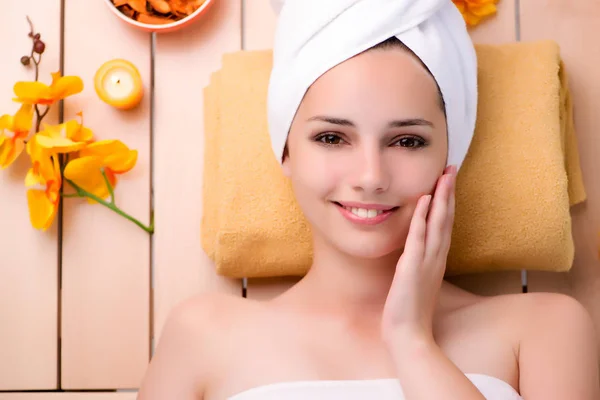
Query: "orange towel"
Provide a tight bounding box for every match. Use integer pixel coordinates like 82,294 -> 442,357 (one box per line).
201,40 -> 586,279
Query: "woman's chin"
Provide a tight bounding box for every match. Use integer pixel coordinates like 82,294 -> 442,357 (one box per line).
335,238 -> 403,260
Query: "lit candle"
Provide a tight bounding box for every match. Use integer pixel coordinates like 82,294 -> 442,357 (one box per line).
94,59 -> 144,110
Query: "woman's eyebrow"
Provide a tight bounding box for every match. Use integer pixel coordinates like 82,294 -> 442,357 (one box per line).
307,115 -> 434,128
307,116 -> 355,126
388,118 -> 434,128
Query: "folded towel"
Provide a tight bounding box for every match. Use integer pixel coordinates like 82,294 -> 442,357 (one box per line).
201,40 -> 586,279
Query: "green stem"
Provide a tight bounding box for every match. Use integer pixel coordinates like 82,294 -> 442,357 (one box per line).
64,179 -> 154,234
101,169 -> 115,205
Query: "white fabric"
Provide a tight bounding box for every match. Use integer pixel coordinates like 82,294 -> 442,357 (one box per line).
228,374 -> 523,400
267,0 -> 478,171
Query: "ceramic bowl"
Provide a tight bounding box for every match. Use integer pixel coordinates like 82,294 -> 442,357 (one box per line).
102,0 -> 215,33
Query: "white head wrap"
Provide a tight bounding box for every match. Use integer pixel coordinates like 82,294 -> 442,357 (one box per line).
267,0 -> 478,170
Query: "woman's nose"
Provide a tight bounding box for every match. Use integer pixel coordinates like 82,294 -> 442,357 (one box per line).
350,147 -> 390,193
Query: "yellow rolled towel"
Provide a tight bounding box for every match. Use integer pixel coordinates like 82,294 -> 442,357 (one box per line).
201,40 -> 586,279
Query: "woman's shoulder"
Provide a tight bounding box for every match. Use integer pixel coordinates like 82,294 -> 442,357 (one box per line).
169,290 -> 257,323
456,291 -> 599,397
137,292 -> 263,399
160,291 -> 266,354
463,290 -> 593,329
453,289 -> 595,341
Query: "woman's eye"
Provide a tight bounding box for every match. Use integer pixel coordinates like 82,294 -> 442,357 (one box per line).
317,134 -> 343,145
395,137 -> 426,148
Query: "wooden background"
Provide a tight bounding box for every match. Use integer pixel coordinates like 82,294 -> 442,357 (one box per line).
0,0 -> 598,398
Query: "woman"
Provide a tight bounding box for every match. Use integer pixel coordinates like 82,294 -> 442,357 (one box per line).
137,1 -> 599,399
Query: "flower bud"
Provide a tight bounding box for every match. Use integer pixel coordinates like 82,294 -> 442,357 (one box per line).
34,33 -> 41,40
33,40 -> 45,54
20,56 -> 31,66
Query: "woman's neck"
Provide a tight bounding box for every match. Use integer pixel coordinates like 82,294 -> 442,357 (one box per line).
280,235 -> 404,319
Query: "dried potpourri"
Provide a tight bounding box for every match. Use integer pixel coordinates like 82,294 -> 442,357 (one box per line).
111,0 -> 207,24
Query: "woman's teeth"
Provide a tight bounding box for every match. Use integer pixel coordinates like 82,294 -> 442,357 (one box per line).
343,206 -> 384,218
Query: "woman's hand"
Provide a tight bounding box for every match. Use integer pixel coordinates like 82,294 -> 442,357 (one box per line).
381,164 -> 457,344
379,165 -> 487,400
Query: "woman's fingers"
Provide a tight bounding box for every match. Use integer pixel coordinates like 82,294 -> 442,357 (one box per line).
401,165 -> 456,272
441,173 -> 456,256
425,170 -> 453,261
401,194 -> 431,269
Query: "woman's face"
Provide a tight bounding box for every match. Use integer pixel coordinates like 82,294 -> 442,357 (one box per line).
283,47 -> 448,259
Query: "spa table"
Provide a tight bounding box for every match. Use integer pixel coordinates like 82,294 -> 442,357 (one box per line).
1,0 -> 599,397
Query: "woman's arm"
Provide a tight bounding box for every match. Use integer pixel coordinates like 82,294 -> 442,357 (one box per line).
386,330 -> 487,400
381,168 -> 486,399
518,293 -> 600,399
137,296 -> 216,400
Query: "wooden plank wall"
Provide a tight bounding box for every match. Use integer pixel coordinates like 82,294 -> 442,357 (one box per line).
0,395 -> 136,400
0,1 -> 61,391
0,0 -> 599,398
61,0 -> 151,390
1,0 -> 245,397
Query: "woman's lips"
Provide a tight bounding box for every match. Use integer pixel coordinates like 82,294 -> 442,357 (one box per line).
333,201 -> 398,226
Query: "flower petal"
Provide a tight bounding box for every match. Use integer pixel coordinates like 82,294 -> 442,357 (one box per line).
64,156 -> 111,200
27,189 -> 57,231
50,75 -> 84,101
452,0 -> 466,13
467,0 -> 499,5
106,168 -> 117,187
26,134 -> 50,174
79,139 -> 128,158
0,115 -> 10,148
105,149 -> 138,174
35,133 -> 87,153
25,167 -> 43,187
50,72 -> 62,86
38,122 -> 66,139
63,119 -> 94,142
44,154 -> 61,184
0,139 -> 25,169
13,81 -> 52,105
0,114 -> 12,130
463,12 -> 482,25
470,3 -> 497,16
13,104 -> 34,135
80,139 -> 137,173
25,152 -> 60,189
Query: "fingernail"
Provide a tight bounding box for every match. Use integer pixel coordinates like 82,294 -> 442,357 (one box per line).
423,194 -> 432,206
449,171 -> 457,189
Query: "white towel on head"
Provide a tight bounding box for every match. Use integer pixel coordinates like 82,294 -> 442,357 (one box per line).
267,0 -> 478,171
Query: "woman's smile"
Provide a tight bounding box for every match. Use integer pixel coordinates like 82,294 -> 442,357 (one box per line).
332,201 -> 400,225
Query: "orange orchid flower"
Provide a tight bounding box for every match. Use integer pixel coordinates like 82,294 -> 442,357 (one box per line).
13,71 -> 83,106
64,139 -> 138,201
24,137 -> 61,231
452,0 -> 499,26
35,112 -> 94,153
0,104 -> 34,168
